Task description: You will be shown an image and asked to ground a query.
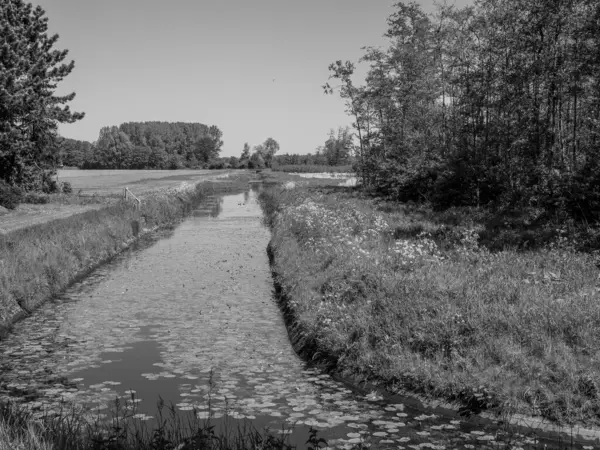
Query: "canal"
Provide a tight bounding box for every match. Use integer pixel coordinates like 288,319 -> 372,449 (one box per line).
0,185 -> 595,449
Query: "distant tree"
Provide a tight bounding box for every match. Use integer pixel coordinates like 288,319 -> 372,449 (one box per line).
148,147 -> 168,169
228,156 -> 240,169
127,145 -> 150,169
323,127 -> 353,165
95,126 -> 134,168
253,144 -> 265,157
325,0 -> 600,216
77,122 -> 224,169
58,137 -> 92,168
239,142 -> 251,168
240,142 -> 251,160
262,137 -> 280,167
167,154 -> 185,170
276,153 -> 291,165
0,0 -> 84,188
249,151 -> 266,169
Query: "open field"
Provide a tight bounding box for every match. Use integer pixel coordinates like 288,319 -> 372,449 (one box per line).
0,170 -> 238,234
57,169 -> 234,196
260,181 -> 600,428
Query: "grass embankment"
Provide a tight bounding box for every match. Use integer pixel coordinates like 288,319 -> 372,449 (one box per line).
272,165 -> 352,174
260,185 -> 600,427
0,176 -> 250,337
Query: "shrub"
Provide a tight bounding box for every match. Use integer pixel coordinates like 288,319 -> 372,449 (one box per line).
21,192 -> 50,204
41,179 -> 59,193
0,180 -> 22,209
62,181 -> 73,194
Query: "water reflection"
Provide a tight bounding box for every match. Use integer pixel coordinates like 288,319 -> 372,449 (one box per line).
0,187 -> 596,449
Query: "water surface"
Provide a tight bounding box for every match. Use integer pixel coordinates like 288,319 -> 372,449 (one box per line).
0,187 -> 595,449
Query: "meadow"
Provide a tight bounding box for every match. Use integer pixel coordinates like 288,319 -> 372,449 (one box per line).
57,169 -> 233,196
259,182 -> 600,429
0,170 -> 234,235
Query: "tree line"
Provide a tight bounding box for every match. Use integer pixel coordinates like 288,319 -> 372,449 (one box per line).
60,122 -> 224,170
327,0 -> 600,220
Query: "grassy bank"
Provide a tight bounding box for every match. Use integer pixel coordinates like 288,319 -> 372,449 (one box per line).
0,175 -> 250,338
259,184 -> 600,428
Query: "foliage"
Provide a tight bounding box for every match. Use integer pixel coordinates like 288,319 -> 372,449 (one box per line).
57,137 -> 93,168
21,191 -> 50,204
260,137 -> 280,167
247,138 -> 280,168
61,181 -> 72,194
326,0 -> 600,220
248,153 -> 264,170
318,127 -> 353,166
0,180 -> 22,209
239,142 -> 251,167
0,0 -> 84,189
80,122 -> 224,170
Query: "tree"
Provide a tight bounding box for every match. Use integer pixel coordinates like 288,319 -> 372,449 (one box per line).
76,122 -> 224,169
228,156 -> 239,169
240,142 -> 251,160
0,0 -> 84,188
326,0 -> 600,216
96,126 -> 134,169
58,137 -> 92,168
239,142 -> 251,168
262,137 -> 280,167
249,150 -> 266,169
322,127 -> 353,165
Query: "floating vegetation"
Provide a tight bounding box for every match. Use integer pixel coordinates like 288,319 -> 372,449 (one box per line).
0,190 -> 594,449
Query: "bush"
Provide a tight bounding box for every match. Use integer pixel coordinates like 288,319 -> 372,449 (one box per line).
0,180 -> 22,209
32,170 -> 60,194
62,181 -> 73,194
21,192 -> 50,204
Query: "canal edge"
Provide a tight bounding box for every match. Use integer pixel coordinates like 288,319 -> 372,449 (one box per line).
265,241 -> 600,445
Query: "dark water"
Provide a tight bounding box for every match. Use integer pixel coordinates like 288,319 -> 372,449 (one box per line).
1,187 -> 598,449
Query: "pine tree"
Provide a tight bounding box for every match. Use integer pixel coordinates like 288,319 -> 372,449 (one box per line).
0,0 -> 84,188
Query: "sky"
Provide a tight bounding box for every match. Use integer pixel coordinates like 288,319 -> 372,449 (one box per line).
33,0 -> 472,158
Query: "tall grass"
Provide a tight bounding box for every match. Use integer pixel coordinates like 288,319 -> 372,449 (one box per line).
0,398 -> 294,450
259,186 -> 600,427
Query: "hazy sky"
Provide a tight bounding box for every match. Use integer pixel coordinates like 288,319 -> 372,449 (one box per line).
33,0 -> 472,157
